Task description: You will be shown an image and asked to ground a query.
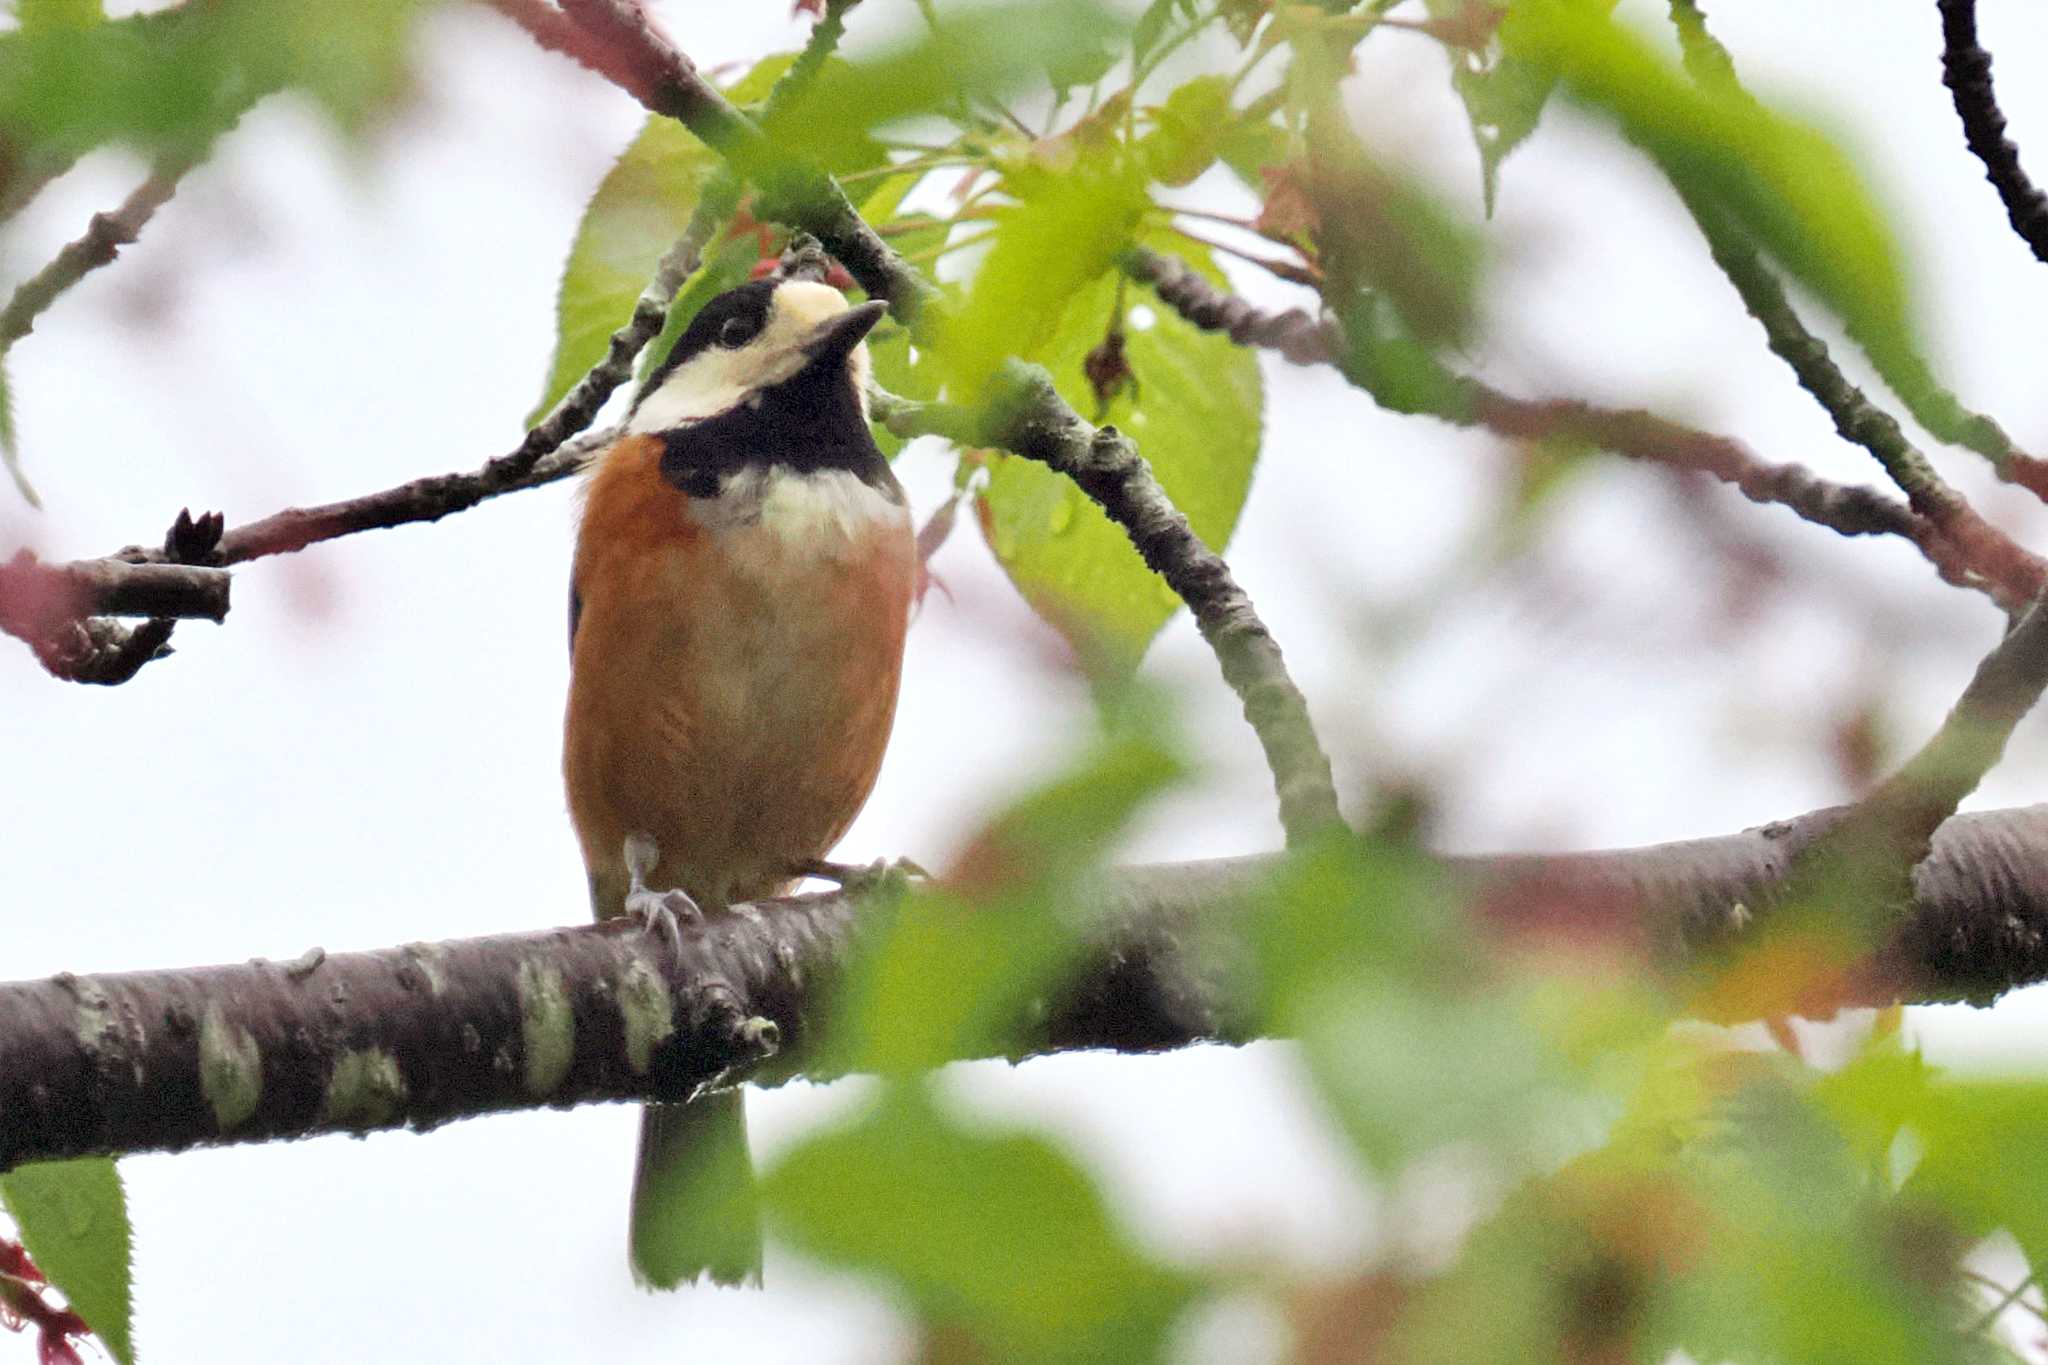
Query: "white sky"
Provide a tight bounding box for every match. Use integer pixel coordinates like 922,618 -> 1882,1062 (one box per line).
8,1 -> 2048,1360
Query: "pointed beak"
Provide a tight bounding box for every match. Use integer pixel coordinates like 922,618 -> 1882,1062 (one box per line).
800,300 -> 889,367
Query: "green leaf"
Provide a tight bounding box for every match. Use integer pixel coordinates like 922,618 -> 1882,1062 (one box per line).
1137,74 -> 1234,187
764,0 -> 1124,172
0,0 -> 428,189
1453,50 -> 1557,214
820,700 -> 1185,1074
527,119 -> 721,426
975,234 -> 1260,664
1821,1043 -> 2048,1272
1215,115 -> 1294,194
2,1159 -> 134,1365
1500,1 -> 1919,429
1419,0 -> 1594,212
18,0 -> 103,31
1309,122 -> 1483,350
938,143 -> 1152,401
765,1083 -> 1195,1363
1327,288 -> 1477,418
1652,1077 -> 1979,1365
1246,829 -> 1597,1175
1130,0 -> 1193,66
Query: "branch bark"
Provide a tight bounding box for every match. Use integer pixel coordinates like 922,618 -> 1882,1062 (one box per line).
11,803 -> 2048,1171
0,553 -> 229,625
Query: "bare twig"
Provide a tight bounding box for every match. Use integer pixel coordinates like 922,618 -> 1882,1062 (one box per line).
0,161 -> 190,505
1122,245 -> 2048,612
0,162 -> 187,353
16,803 -> 2048,1167
552,0 -> 763,158
1938,0 -> 2048,267
1686,200 -> 2047,613
1688,205 -> 1941,508
1668,0 -> 2040,489
1123,250 -> 1340,363
153,425 -> 613,568
1,510 -> 229,684
0,554 -> 229,625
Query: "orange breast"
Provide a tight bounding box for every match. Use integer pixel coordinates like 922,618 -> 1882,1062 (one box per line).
563,434 -> 915,915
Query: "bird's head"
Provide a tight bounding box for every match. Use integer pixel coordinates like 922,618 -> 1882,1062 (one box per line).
627,278 -> 888,434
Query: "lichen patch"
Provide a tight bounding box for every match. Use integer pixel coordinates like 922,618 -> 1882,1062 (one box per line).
197,1002 -> 262,1131
518,959 -> 575,1096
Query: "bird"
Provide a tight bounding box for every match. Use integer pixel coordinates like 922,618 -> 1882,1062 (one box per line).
562,274 -> 916,1288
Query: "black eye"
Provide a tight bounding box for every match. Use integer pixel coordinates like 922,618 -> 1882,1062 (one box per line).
718,316 -> 758,348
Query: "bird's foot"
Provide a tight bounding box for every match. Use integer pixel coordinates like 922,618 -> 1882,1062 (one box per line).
623,833 -> 701,957
793,856 -> 928,900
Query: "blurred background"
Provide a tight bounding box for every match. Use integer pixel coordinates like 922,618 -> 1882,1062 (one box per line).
7,1 -> 2048,1358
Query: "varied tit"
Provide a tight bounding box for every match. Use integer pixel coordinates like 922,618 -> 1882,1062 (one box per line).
563,277 -> 915,1288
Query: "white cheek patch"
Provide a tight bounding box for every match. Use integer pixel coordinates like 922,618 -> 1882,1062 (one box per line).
628,282 -> 864,435
628,349 -> 803,433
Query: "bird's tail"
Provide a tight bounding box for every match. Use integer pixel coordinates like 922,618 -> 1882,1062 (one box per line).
629,1091 -> 763,1289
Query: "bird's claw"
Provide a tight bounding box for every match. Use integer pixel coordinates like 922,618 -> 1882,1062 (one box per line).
623,832 -> 700,956
795,856 -> 928,899
624,886 -> 698,956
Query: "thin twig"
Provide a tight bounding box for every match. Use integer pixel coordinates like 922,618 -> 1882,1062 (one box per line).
153,425 -> 613,568
519,185 -> 734,477
1965,1270 -> 2038,1338
0,162 -> 187,352
1,510 -> 227,684
0,161 -> 190,505
1685,199 -> 2044,612
1122,245 -> 2048,612
1166,224 -> 1320,287
1937,0 -> 2048,267
774,0 -> 862,100
1668,0 -> 2047,495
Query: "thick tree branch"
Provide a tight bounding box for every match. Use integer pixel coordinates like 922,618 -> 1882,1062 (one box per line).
1123,246 -> 2040,611
13,804 -> 2048,1170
